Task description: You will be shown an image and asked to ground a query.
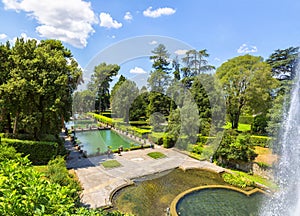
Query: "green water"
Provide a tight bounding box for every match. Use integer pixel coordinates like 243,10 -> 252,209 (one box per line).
177,188 -> 264,216
65,119 -> 97,129
113,169 -> 228,216
76,130 -> 136,156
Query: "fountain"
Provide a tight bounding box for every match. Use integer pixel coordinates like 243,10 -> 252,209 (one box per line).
260,67 -> 300,215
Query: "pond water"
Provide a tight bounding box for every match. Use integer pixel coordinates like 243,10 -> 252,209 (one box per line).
65,119 -> 97,129
76,130 -> 137,156
176,188 -> 264,216
113,169 -> 229,216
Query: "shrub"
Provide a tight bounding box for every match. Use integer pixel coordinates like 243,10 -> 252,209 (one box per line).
197,135 -> 216,145
129,127 -> 151,138
222,173 -> 255,188
0,157 -> 76,215
0,144 -> 22,162
251,114 -> 269,135
256,162 -> 272,169
214,130 -> 257,165
239,116 -> 254,124
163,134 -> 176,148
192,144 -> 204,154
250,135 -> 272,147
101,111 -> 112,118
148,132 -> 164,145
129,121 -> 149,127
90,113 -> 113,125
1,138 -> 58,165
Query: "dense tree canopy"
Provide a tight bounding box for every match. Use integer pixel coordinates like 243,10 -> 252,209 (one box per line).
216,54 -> 278,129
266,46 -> 299,79
111,80 -> 139,123
0,38 -> 82,138
89,63 -> 120,113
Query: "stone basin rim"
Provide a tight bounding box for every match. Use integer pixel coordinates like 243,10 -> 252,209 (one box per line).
170,184 -> 268,216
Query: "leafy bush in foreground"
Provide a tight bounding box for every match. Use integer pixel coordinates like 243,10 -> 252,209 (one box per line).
1,138 -> 58,165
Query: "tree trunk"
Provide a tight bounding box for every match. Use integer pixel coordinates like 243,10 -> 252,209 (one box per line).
231,112 -> 240,130
13,112 -> 19,134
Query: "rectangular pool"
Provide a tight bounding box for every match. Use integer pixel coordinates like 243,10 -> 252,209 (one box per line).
76,129 -> 138,156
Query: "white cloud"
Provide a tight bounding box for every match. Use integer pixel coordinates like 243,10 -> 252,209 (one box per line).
214,57 -> 221,61
143,6 -> 176,18
12,32 -> 40,44
174,49 -> 188,55
100,12 -> 122,29
0,33 -> 8,40
149,40 -> 158,45
124,11 -> 133,21
2,0 -> 97,48
130,67 -> 147,74
237,43 -> 258,54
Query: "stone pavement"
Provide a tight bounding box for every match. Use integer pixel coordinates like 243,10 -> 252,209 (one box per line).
65,136 -> 225,209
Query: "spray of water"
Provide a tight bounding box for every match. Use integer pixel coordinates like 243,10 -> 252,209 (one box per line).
260,65 -> 300,216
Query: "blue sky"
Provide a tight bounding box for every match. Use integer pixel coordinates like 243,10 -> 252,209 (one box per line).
1,0 -> 300,88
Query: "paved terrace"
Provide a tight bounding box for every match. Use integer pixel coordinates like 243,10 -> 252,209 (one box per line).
65,136 -> 225,209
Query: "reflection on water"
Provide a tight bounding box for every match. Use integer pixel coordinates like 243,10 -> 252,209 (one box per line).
113,169 -> 228,216
76,130 -> 135,155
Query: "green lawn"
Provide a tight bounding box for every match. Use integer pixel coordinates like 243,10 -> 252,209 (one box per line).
224,122 -> 251,132
231,170 -> 278,190
147,152 -> 166,159
101,160 -> 122,168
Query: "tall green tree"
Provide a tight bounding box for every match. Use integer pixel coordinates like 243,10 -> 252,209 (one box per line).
190,75 -> 212,135
181,49 -> 215,88
129,91 -> 150,121
111,80 -> 139,123
216,54 -> 278,129
110,75 -> 126,101
0,38 -> 82,137
72,90 -> 95,114
89,63 -> 120,113
0,42 -> 12,132
148,44 -> 171,93
147,44 -> 172,121
266,46 -> 299,79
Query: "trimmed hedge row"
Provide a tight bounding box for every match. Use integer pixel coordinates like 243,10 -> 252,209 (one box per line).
249,135 -> 272,147
129,121 -> 149,127
129,127 -> 151,138
1,138 -> 58,165
101,112 -> 112,118
197,134 -> 216,144
91,113 -> 113,125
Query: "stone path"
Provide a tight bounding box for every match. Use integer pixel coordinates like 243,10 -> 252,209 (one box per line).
65,135 -> 225,209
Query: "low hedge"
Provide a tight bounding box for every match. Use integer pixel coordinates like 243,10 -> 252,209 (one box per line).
101,112 -> 112,118
197,135 -> 216,144
148,132 -> 164,145
129,121 -> 149,127
1,138 -> 58,165
239,116 -> 254,124
130,127 -> 151,138
250,135 -> 272,147
163,134 -> 176,148
222,173 -> 255,188
0,133 -> 34,140
91,113 -> 113,125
